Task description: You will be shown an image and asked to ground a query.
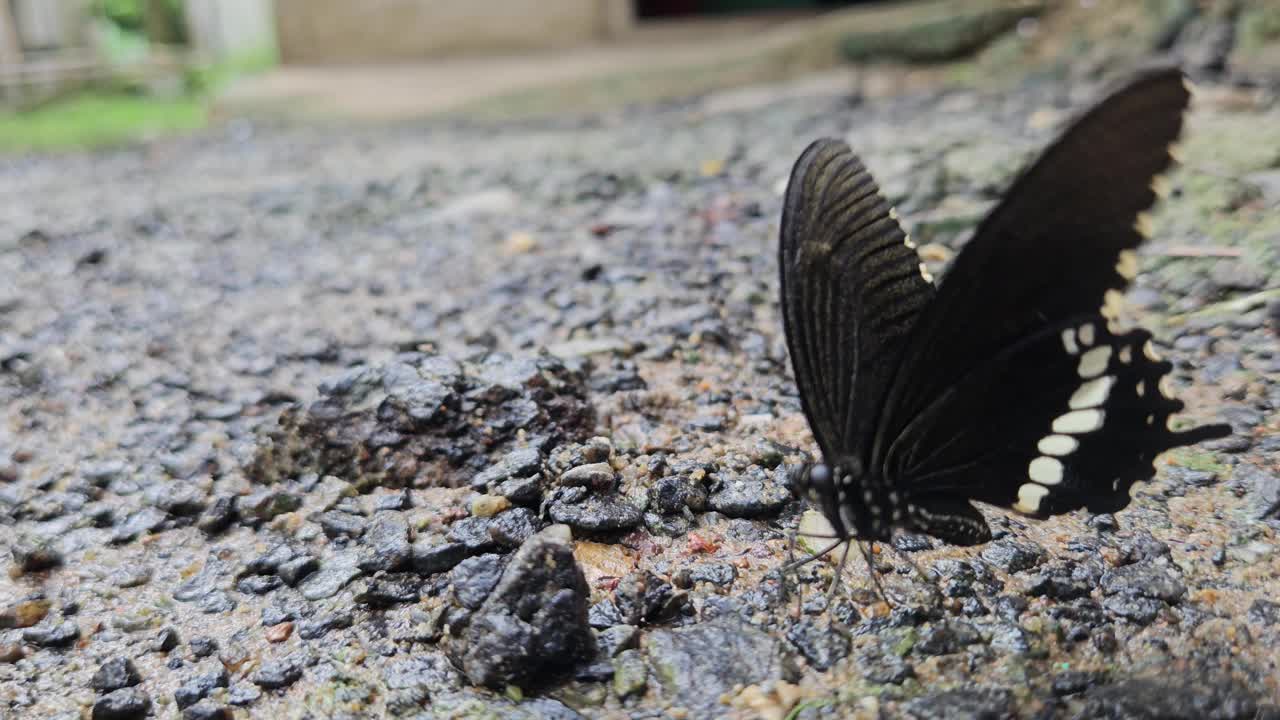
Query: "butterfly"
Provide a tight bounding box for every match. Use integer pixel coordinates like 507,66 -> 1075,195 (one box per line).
779,65 -> 1231,552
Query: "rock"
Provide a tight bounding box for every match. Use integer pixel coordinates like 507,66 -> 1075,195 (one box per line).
1247,599 -> 1280,626
412,541 -> 468,576
548,492 -> 643,533
612,649 -> 648,698
12,537 -> 63,572
471,447 -> 543,491
92,658 -> 142,692
243,490 -> 302,522
648,476 -> 708,514
277,556 -> 319,586
860,648 -> 915,685
22,620 -> 79,647
197,496 -> 237,535
1100,565 -> 1186,603
915,621 -> 984,656
980,540 -> 1044,573
182,702 -> 233,720
1077,677 -> 1261,720
451,554 -> 506,610
175,665 -> 230,708
706,466 -> 790,518
488,507 -> 543,548
299,557 -> 362,600
0,599 -> 50,629
0,643 -> 25,663
596,624 -> 639,658
252,658 -> 303,689
559,462 -> 616,490
646,618 -> 793,719
903,686 -> 1015,719
248,352 -> 593,490
317,510 -> 367,539
449,525 -> 594,688
446,516 -> 498,553
358,512 -> 411,572
786,618 -> 850,670
92,688 -> 152,720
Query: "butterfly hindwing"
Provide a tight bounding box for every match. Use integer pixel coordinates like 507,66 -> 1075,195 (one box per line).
779,139 -> 934,462
887,315 -> 1229,519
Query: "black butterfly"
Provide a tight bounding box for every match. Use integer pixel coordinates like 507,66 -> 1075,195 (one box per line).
780,66 -> 1230,551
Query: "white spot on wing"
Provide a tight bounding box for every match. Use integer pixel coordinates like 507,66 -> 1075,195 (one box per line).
1037,435 -> 1078,456
1115,250 -> 1139,280
1134,212 -> 1154,237
1151,175 -> 1171,199
1070,375 -> 1115,409
1014,483 -> 1050,513
1029,457 -> 1064,485
919,263 -> 934,283
1143,341 -> 1162,361
1053,409 -> 1105,434
1159,376 -> 1175,398
1061,328 -> 1079,355
1078,323 -> 1095,347
1077,346 -> 1111,378
1136,380 -> 1146,397
1119,346 -> 1132,364
904,235 -> 917,249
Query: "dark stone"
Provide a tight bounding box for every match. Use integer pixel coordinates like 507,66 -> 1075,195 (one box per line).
412,541 -> 468,576
110,507 -> 170,543
245,544 -> 298,576
980,540 -> 1044,573
648,476 -> 708,515
1078,678 -> 1260,720
12,537 -> 64,572
358,512 -> 411,572
297,612 -> 354,640
92,688 -> 152,720
227,685 -> 261,706
153,628 -> 180,653
356,574 -> 422,606
182,702 -> 233,720
859,649 -> 915,685
706,466 -> 790,518
1053,670 -> 1106,697
1088,513 -> 1119,532
252,658 -> 303,689
198,591 -> 236,613
596,624 -> 639,658
1247,599 -> 1280,626
496,475 -> 543,506
92,658 -> 142,692
471,447 -> 544,491
646,618 -> 793,719
488,507 -> 543,548
1103,595 -> 1166,625
446,516 -> 498,553
22,620 -> 79,647
1026,561 -> 1097,600
189,636 -> 218,658
681,562 -> 736,588
317,510 -> 367,539
244,491 -> 302,522
236,575 -> 283,595
903,686 -> 1015,720
277,556 -> 319,586
299,558 -> 363,600
1100,565 -> 1186,603
451,554 -> 506,610
175,665 -> 230,708
547,492 -> 643,533
785,618 -> 850,671
198,496 -> 240,535
914,621 -> 983,656
449,525 -> 594,689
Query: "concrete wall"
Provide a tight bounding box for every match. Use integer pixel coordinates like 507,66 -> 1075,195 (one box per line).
275,0 -> 634,64
186,0 -> 276,60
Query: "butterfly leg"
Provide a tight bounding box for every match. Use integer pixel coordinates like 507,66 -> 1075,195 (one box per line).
857,540 -> 895,608
888,542 -> 943,605
825,539 -> 854,600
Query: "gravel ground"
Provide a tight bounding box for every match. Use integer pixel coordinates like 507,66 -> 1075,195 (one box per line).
1,67 -> 1279,720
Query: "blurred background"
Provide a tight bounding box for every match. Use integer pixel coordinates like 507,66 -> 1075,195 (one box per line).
2,0 -> 1278,151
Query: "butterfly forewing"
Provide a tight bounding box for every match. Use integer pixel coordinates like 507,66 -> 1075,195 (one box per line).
780,65 -> 1230,546
780,139 -> 934,463
872,65 -> 1229,523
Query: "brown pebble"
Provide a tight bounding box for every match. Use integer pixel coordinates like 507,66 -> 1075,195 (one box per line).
265,622 -> 293,643
0,643 -> 24,663
0,599 -> 51,629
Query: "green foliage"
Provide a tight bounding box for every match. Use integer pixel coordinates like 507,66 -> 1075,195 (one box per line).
0,94 -> 206,152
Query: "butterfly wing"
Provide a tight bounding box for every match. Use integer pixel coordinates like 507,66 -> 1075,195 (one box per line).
872,65 -> 1228,525
779,139 -> 935,463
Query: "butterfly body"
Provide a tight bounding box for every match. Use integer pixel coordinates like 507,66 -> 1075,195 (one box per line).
780,66 -> 1230,548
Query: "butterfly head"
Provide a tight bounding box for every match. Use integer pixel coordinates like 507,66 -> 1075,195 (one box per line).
792,456 -> 868,539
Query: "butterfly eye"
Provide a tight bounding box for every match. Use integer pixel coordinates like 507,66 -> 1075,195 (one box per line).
808,464 -> 832,490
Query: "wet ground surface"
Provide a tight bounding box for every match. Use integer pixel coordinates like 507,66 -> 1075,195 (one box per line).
2,69 -> 1279,719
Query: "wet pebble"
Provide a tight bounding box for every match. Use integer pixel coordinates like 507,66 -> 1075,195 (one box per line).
91,658 -> 142,692
175,664 -> 230,708
299,558 -> 362,600
548,492 -> 643,533
252,658 -> 303,689
786,617 -> 850,670
12,536 -> 63,572
22,619 -> 79,647
92,688 -> 151,720
412,541 -> 468,576
358,511 -> 411,572
980,540 -> 1045,573
706,466 -> 790,518
451,554 -> 506,610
